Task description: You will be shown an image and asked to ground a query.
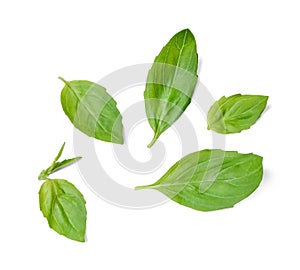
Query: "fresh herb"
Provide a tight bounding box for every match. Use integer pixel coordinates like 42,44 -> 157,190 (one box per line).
207,94 -> 268,134
59,77 -> 124,144
136,149 -> 263,211
38,142 -> 81,181
144,29 -> 198,147
38,143 -> 86,242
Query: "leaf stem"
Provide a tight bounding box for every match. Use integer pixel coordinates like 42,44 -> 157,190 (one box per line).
135,185 -> 148,190
135,184 -> 155,190
58,76 -> 68,84
38,142 -> 81,181
147,133 -> 160,148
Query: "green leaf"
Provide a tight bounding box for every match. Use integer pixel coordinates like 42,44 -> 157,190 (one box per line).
39,179 -> 87,242
38,143 -> 81,180
136,149 -> 263,211
144,29 -> 198,147
207,94 -> 268,134
50,157 -> 82,174
38,143 -> 86,241
53,142 -> 65,164
59,77 -> 124,144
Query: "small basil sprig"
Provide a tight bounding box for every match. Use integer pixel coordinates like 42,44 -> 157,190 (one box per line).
144,29 -> 198,147
38,142 -> 81,181
207,94 -> 268,134
59,77 -> 124,144
136,149 -> 263,211
38,143 -> 87,242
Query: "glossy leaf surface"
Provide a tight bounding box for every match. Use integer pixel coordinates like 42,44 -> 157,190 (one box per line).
207,94 -> 268,134
144,29 -> 198,147
136,149 -> 263,211
39,179 -> 87,242
60,78 -> 123,144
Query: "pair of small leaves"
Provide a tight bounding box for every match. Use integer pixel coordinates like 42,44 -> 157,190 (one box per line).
136,149 -> 263,211
38,142 -> 81,180
38,143 -> 86,242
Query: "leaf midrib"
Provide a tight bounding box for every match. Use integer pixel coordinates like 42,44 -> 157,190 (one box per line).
145,164 -> 262,190
62,79 -> 118,140
155,30 -> 189,134
226,97 -> 266,120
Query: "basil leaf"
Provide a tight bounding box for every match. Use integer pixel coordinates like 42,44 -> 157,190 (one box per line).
136,149 -> 263,211
207,94 -> 268,134
59,77 -> 124,144
38,143 -> 87,241
50,157 -> 82,174
38,143 -> 81,180
144,29 -> 198,147
39,179 -> 87,242
53,141 -> 65,163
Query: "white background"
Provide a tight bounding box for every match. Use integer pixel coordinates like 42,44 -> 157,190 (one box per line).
1,0 -> 299,269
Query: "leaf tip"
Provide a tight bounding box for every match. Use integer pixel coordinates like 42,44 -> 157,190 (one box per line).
181,28 -> 192,35
76,156 -> 82,161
